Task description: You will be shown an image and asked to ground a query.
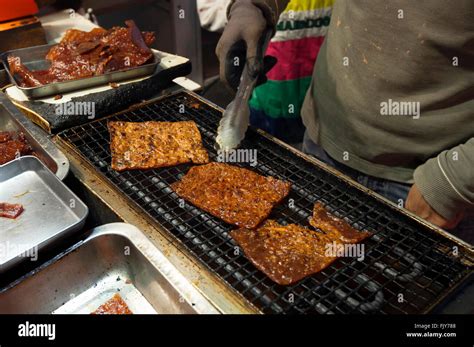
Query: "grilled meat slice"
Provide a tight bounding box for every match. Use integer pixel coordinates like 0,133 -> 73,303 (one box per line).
310,202 -> 372,243
171,163 -> 291,228
108,120 -> 209,171
231,204 -> 371,285
231,220 -> 338,285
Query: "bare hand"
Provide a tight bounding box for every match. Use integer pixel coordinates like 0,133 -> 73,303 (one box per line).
405,185 -> 463,229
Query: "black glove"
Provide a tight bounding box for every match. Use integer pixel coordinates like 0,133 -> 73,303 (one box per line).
216,0 -> 277,91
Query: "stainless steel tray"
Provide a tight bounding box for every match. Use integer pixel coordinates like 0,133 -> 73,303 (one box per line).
0,94 -> 69,179
1,43 -> 161,99
0,156 -> 88,272
0,223 -> 219,314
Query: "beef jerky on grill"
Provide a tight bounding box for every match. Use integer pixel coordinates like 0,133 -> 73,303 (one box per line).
231,220 -> 338,285
171,162 -> 291,228
310,203 -> 371,243
108,121 -> 209,171
231,204 -> 371,285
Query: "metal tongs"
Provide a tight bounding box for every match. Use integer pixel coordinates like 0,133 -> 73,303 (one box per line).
216,29 -> 273,152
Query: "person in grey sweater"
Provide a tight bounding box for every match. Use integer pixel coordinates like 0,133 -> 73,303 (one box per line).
216,0 -> 474,242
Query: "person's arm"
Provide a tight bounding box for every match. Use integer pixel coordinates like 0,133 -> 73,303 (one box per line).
216,0 -> 289,90
408,138 -> 474,228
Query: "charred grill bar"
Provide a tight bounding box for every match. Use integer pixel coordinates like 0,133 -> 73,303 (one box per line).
57,91 -> 473,314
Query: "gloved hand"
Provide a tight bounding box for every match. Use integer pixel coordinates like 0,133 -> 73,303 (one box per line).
216,0 -> 277,91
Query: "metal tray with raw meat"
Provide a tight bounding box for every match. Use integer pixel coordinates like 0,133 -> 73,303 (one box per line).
0,223 -> 218,314
1,43 -> 186,99
0,156 -> 88,272
56,90 -> 474,314
0,93 -> 69,179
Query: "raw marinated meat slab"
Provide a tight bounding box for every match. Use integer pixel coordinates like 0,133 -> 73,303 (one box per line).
0,202 -> 24,219
8,20 -> 155,87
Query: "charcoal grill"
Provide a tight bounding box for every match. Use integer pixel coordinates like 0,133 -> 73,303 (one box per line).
57,90 -> 473,314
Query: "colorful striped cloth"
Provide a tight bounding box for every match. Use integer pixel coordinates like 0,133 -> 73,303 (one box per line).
249,0 -> 334,143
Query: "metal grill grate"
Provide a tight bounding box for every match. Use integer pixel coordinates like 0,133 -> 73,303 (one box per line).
59,91 -> 473,314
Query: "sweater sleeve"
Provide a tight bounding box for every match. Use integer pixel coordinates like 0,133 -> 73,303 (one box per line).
414,138 -> 474,220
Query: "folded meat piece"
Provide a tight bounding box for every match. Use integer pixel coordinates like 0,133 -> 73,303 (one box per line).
0,202 -> 24,219
231,221 -> 338,285
231,204 -> 371,285
9,20 -> 155,87
310,203 -> 371,243
91,293 -> 132,314
108,120 -> 209,171
171,163 -> 291,228
0,132 -> 33,165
